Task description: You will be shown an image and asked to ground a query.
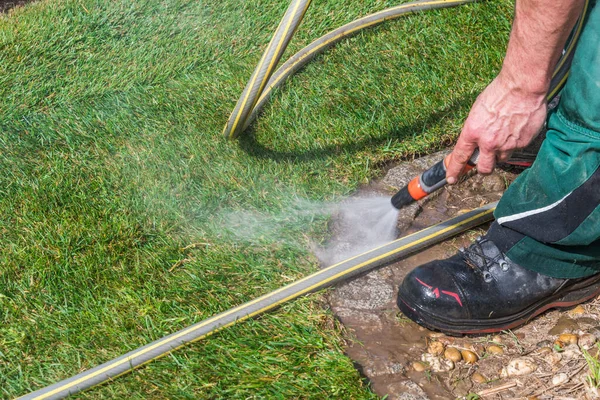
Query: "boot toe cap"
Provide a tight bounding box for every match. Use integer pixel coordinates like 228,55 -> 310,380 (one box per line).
398,260 -> 469,320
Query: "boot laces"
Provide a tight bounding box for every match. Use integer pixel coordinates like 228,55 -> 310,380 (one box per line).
459,236 -> 509,282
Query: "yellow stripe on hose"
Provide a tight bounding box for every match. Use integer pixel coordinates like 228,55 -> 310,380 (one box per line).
547,72 -> 570,102
254,0 -> 470,109
227,0 -> 307,139
225,1 -> 300,137
31,206 -> 494,399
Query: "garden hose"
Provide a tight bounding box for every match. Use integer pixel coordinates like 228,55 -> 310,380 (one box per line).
223,0 -> 588,139
21,203 -> 497,399
21,0 -> 591,397
223,0 -> 479,139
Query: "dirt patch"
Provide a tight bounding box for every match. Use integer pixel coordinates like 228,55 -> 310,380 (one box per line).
326,151 -> 600,399
0,0 -> 31,13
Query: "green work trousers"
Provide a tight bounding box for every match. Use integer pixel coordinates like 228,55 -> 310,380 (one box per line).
492,0 -> 600,278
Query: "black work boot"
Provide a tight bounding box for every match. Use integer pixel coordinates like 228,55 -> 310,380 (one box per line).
397,223 -> 600,335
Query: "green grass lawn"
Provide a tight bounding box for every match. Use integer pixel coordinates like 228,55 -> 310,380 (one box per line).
0,0 -> 511,397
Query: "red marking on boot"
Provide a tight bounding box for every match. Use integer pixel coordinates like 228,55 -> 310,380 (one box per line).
415,277 -> 432,289
441,290 -> 463,307
416,278 -> 441,299
415,277 -> 463,307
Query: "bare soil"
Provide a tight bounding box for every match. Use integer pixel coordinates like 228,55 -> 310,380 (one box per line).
326,151 -> 600,400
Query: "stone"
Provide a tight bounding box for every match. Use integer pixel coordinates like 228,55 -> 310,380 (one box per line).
562,344 -> 582,360
421,353 -> 454,372
361,359 -> 405,378
444,347 -> 462,362
334,308 -> 383,332
427,332 -> 446,338
428,341 -> 445,356
558,333 -> 578,345
471,372 -> 487,384
412,361 -> 427,372
549,316 -> 580,335
491,335 -> 503,344
486,345 -> 504,355
465,343 -> 485,355
542,350 -> 562,367
570,305 -> 586,315
552,372 -> 569,386
481,174 -> 506,192
461,350 -> 478,364
500,357 -> 537,377
579,333 -> 597,350
536,340 -> 553,348
536,346 -> 552,355
387,379 -> 432,400
588,325 -> 600,338
577,317 -> 598,328
332,275 -> 394,311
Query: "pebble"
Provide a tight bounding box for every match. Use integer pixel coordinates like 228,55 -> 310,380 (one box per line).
412,361 -> 427,372
579,333 -> 597,350
466,343 -> 485,355
570,305 -> 586,315
471,372 -> 487,384
549,316 -> 580,335
491,335 -> 503,344
486,345 -> 504,355
500,357 -> 537,377
461,350 -> 478,364
536,346 -> 552,355
438,337 -> 456,346
428,341 -> 445,356
552,372 -> 569,386
421,353 -> 454,372
536,340 -> 553,348
444,347 -> 462,363
577,317 -> 597,328
542,350 -> 562,366
562,344 -> 582,360
588,325 -> 600,338
558,333 -> 578,345
481,174 -> 506,192
428,332 -> 446,338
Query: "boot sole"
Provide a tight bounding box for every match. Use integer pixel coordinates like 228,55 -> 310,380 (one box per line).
397,274 -> 600,335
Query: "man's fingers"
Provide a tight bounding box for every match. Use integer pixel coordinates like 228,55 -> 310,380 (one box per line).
497,150 -> 512,163
446,139 -> 477,184
476,150 -> 497,175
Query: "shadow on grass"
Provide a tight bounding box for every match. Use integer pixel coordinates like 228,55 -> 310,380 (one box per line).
0,0 -> 33,13
237,93 -> 478,163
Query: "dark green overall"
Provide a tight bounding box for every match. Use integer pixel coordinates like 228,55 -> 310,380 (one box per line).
492,0 -> 600,278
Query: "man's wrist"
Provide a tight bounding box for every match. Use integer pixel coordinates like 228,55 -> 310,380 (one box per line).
496,66 -> 549,100
497,0 -> 584,99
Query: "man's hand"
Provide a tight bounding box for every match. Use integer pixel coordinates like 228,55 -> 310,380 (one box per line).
445,0 -> 584,184
445,74 -> 547,183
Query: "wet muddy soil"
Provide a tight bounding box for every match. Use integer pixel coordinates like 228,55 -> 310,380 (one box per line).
326,151 -> 600,400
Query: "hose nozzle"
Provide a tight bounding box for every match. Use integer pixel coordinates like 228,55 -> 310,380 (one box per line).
391,150 -> 479,210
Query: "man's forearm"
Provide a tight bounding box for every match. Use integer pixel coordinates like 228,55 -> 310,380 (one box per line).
500,0 -> 585,95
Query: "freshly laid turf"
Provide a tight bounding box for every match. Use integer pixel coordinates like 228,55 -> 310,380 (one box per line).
0,0 -> 511,397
